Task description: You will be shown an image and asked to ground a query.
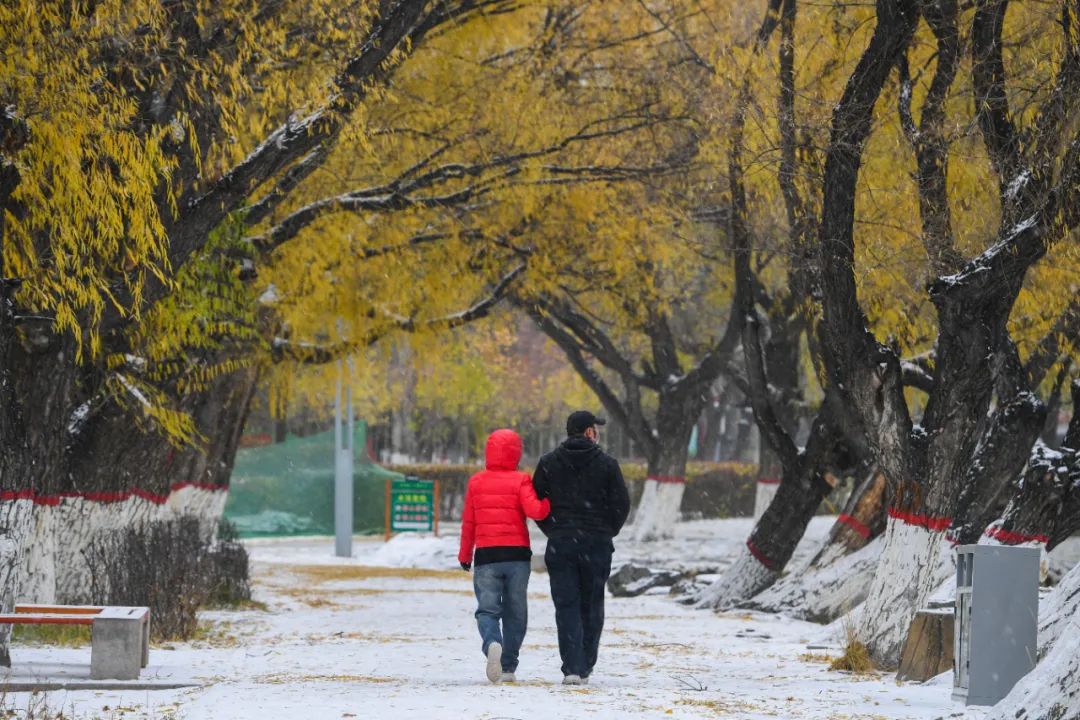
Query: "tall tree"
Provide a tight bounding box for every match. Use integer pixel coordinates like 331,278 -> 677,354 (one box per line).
12,0 -> 687,607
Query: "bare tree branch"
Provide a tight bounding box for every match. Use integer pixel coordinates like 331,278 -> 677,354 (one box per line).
901,0 -> 963,275
972,0 -> 1023,190
743,315 -> 799,468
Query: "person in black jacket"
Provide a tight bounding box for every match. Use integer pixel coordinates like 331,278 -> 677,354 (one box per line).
532,410 -> 630,685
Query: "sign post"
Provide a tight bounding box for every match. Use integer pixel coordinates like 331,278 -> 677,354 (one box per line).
385,477 -> 441,540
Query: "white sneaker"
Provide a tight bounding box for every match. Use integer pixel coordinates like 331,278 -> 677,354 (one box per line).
500,672 -> 516,683
485,642 -> 503,683
582,675 -> 590,684
562,674 -> 584,685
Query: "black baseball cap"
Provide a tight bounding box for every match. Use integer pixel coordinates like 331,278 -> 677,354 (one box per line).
566,410 -> 606,436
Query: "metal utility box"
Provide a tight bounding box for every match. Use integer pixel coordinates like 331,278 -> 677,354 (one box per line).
953,544 -> 1040,706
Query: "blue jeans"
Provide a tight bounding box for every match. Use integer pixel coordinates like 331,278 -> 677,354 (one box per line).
473,561 -> 531,672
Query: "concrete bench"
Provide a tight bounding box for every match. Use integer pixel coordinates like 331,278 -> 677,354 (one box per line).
0,604 -> 151,680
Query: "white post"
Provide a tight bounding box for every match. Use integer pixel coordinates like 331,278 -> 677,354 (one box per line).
334,360 -> 354,558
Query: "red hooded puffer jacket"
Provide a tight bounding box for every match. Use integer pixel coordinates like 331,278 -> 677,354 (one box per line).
458,429 -> 550,565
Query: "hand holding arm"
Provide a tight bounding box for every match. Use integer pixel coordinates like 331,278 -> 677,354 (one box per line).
519,473 -> 551,520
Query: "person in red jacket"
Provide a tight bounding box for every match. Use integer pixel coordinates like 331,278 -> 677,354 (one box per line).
458,428 -> 550,684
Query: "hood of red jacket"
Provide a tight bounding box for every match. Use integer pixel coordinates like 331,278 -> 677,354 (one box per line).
485,429 -> 522,471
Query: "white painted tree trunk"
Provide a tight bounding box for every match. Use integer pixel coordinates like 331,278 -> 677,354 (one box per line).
811,538 -> 855,570
21,504 -> 57,604
855,518 -> 952,667
26,488 -> 230,605
52,497 -> 160,603
1037,561 -> 1080,658
695,543 -> 778,610
167,485 -> 229,537
631,480 -> 683,541
743,537 -> 884,623
0,499 -> 33,665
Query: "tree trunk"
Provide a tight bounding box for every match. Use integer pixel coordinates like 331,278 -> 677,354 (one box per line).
740,469 -> 887,622
948,388 -> 1047,546
699,389 -> 725,462
632,426 -> 693,541
741,535 -> 884,623
855,518 -> 954,668
1,110 -> 59,664
696,311 -> 851,610
753,444 -> 782,521
0,335 -> 77,663
732,406 -> 756,463
753,312 -> 804,520
0,501 -> 32,667
979,433 -> 1080,555
810,469 -> 887,567
0,247 -> 23,667
856,349 -> 1053,668
697,465 -> 834,609
35,365 -> 260,604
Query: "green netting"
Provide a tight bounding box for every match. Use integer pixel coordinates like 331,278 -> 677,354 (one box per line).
223,421 -> 402,537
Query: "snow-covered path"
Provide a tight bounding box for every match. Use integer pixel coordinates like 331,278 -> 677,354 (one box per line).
6,521 -> 993,719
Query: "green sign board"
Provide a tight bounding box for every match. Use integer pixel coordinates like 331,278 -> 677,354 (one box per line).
388,477 -> 437,533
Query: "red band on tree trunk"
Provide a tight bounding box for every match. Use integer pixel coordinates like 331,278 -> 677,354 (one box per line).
648,475 -> 686,484
756,477 -> 781,485
887,508 -> 952,532
837,513 -> 871,539
0,483 -> 227,507
0,489 -> 37,503
984,525 -> 1048,545
746,539 -> 775,570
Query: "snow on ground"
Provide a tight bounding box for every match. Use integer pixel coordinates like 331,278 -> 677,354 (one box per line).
5,518 -> 993,720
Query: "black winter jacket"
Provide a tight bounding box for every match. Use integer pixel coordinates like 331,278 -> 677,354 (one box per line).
532,436 -> 630,541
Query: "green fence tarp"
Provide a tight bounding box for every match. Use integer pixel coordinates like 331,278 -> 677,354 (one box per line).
223,421 -> 402,537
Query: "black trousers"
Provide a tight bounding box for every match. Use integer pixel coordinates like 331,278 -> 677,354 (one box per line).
544,535 -> 613,678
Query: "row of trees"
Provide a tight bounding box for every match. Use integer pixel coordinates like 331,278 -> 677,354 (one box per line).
1,0 -> 1078,709
684,0 -> 1080,711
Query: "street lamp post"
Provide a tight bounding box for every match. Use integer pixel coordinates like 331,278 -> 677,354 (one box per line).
334,359 -> 354,558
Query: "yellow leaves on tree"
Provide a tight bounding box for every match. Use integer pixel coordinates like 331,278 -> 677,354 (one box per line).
1,0 -> 173,354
